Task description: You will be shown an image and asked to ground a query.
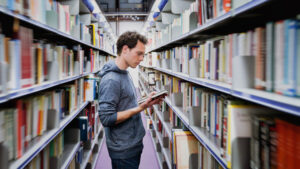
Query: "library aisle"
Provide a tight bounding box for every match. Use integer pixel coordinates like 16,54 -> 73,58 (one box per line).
95,112 -> 160,169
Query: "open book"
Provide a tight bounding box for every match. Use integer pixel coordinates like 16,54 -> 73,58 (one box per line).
138,90 -> 168,104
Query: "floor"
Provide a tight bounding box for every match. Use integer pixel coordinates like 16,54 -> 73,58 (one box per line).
95,89 -> 160,169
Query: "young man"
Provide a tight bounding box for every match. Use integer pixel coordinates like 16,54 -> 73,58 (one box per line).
98,31 -> 164,169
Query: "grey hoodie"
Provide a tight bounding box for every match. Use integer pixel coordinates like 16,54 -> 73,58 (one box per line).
98,60 -> 145,159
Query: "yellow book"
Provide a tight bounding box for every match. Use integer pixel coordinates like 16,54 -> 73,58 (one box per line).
90,24 -> 96,46
172,77 -> 179,93
38,96 -> 44,135
36,45 -> 43,84
200,44 -> 205,78
166,50 -> 170,59
70,50 -> 74,76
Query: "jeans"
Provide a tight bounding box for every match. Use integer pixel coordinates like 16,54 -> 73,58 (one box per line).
111,154 -> 142,169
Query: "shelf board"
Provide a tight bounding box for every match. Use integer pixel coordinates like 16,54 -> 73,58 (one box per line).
9,101 -> 89,169
0,71 -> 99,104
60,142 -> 81,169
164,97 -> 228,169
232,88 -> 300,116
80,125 -> 103,169
0,6 -> 116,57
147,0 -> 300,53
153,67 -> 232,94
147,67 -> 300,116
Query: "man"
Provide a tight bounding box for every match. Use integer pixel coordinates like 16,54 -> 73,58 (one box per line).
98,31 -> 164,169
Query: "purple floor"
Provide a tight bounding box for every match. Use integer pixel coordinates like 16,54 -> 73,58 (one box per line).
95,111 -> 160,169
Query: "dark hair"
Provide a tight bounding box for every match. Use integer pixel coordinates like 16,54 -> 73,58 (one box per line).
117,31 -> 148,56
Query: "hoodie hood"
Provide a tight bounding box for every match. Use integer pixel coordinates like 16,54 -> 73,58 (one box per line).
98,60 -> 127,77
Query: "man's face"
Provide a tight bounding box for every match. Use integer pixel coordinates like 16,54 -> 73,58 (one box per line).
123,40 -> 145,68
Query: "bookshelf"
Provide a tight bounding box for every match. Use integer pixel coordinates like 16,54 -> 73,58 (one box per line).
0,6 -> 116,57
153,105 -> 172,139
146,0 -> 300,53
60,142 -> 80,169
139,74 -> 227,169
0,1 -> 115,169
148,125 -> 163,169
142,65 -> 300,116
149,109 -> 172,169
80,125 -> 103,169
8,101 -> 89,169
163,97 -> 227,169
0,72 -> 96,104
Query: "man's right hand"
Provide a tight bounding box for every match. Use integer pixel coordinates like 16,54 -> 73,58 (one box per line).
139,92 -> 165,110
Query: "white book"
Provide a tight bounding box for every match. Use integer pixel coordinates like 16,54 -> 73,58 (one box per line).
8,40 -> 21,90
210,95 -> 216,135
275,21 -> 284,94
183,46 -> 189,74
25,99 -> 33,142
70,85 -> 76,112
204,42 -> 210,79
13,108 -> 18,159
43,96 -> 49,133
32,97 -> 39,138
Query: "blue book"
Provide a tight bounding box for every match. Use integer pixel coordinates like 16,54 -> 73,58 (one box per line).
297,21 -> 300,97
284,20 -> 298,96
79,116 -> 88,141
7,0 -> 14,11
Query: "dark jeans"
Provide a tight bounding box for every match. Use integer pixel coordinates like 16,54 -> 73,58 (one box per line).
111,154 -> 142,169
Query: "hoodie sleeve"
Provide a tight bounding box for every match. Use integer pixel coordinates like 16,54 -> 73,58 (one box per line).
98,78 -> 120,127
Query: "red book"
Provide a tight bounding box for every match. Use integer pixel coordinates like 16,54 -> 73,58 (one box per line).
223,0 -> 231,12
43,45 -> 48,79
276,119 -> 286,169
90,49 -> 94,72
296,125 -> 300,168
198,0 -> 202,25
20,26 -> 33,88
17,100 -> 24,158
286,122 -> 296,169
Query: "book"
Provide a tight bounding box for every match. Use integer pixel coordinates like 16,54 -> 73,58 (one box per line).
138,90 -> 168,104
173,130 -> 199,169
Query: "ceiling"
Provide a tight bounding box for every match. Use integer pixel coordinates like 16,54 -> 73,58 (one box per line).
96,0 -> 155,21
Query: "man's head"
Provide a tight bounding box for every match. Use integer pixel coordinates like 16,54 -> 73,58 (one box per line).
117,31 -> 148,68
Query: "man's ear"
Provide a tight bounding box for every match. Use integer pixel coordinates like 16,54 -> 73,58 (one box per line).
122,45 -> 129,54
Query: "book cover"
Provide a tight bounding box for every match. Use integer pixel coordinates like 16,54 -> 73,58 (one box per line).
266,22 -> 275,92
79,116 -> 88,141
275,21 -> 284,94
173,130 -> 199,169
254,27 -> 266,90
20,26 -> 33,88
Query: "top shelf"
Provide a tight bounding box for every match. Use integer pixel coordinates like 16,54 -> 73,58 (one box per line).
0,6 -> 116,57
147,0 -> 300,52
